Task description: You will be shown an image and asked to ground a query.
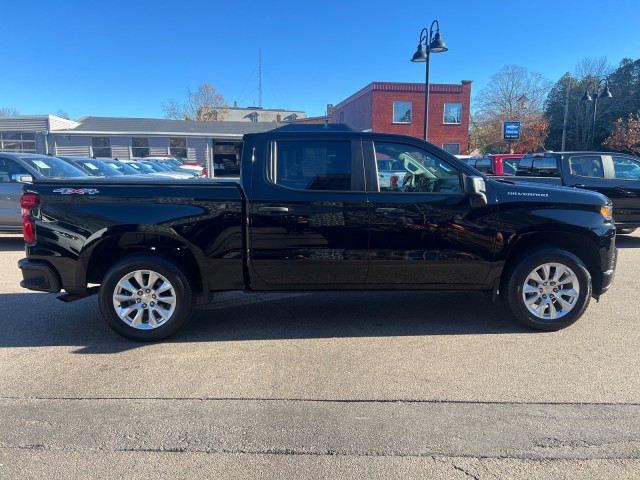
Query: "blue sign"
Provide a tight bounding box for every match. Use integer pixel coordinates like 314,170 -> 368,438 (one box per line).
504,121 -> 521,140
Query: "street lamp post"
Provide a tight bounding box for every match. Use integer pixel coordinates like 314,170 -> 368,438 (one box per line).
581,79 -> 612,149
411,20 -> 448,141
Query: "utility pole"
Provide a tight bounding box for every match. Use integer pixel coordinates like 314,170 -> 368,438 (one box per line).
561,73 -> 570,151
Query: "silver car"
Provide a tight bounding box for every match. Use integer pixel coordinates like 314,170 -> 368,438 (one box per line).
0,153 -> 88,233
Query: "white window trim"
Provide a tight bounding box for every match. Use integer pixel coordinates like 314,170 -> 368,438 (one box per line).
392,101 -> 412,124
443,103 -> 463,125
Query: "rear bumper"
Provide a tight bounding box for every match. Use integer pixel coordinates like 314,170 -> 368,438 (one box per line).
18,258 -> 61,293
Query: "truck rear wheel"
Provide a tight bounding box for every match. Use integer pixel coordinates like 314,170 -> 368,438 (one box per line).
503,248 -> 591,331
98,255 -> 194,341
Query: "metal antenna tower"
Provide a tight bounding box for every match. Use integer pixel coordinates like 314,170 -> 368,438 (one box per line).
258,49 -> 262,108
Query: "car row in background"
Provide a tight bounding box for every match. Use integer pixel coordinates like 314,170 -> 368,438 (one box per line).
1,152 -> 89,232
0,153 -> 204,233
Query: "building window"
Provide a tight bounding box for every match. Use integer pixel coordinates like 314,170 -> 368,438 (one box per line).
442,143 -> 461,155
0,132 -> 36,153
170,137 -> 187,159
393,102 -> 412,123
248,112 -> 259,122
131,137 -> 150,158
92,137 -> 111,158
443,103 -> 462,124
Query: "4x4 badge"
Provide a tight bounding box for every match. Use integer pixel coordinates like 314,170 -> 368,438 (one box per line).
53,188 -> 99,195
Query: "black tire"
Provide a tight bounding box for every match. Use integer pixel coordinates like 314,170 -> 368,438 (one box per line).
503,248 -> 591,331
616,227 -> 637,235
98,254 -> 194,341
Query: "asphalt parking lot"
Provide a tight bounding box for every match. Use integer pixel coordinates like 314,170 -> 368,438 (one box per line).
1,232 -> 640,478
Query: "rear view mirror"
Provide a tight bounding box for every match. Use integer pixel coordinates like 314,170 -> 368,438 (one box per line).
464,175 -> 487,206
12,174 -> 33,183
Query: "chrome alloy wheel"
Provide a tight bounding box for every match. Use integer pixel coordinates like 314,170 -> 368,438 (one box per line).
522,262 -> 580,320
112,269 -> 177,329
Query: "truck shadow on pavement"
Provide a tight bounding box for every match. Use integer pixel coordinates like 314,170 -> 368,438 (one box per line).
0,290 -> 534,352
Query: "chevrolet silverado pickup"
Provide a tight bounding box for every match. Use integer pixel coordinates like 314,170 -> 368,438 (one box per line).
18,130 -> 617,340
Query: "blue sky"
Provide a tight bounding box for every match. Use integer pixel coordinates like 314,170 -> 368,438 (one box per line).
3,0 -> 640,120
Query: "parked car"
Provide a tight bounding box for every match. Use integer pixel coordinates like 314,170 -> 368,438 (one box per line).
138,160 -> 197,179
0,153 -> 88,233
466,154 -> 524,176
117,160 -> 184,179
142,156 -> 204,176
507,151 -> 640,234
101,159 -> 148,176
58,156 -> 125,177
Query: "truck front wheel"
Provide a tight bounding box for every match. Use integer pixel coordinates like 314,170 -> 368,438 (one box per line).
503,249 -> 591,331
98,255 -> 194,341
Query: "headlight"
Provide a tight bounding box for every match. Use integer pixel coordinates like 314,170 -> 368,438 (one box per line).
601,204 -> 613,221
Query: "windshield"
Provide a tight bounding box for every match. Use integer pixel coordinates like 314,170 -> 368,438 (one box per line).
127,162 -> 155,174
21,156 -> 88,178
142,162 -> 169,172
106,161 -> 139,175
73,159 -> 124,176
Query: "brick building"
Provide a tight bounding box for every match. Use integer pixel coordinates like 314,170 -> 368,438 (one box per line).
332,81 -> 472,155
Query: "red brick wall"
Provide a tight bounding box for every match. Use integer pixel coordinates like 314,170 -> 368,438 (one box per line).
333,81 -> 472,153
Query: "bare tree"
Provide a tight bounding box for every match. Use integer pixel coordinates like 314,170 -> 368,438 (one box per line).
472,65 -> 552,153
0,107 -> 20,116
56,109 -> 71,120
162,84 -> 229,121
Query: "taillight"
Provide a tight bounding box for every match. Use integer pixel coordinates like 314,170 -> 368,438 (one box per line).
390,176 -> 399,188
20,193 -> 39,209
20,193 -> 39,244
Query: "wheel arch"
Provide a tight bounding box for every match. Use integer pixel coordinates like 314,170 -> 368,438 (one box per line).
82,230 -> 207,300
501,230 -> 603,294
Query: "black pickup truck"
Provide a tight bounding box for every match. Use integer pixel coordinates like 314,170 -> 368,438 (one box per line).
18,130 -> 617,340
511,151 -> 640,234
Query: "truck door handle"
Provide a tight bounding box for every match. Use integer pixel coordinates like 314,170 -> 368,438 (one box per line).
375,207 -> 406,214
257,206 -> 290,213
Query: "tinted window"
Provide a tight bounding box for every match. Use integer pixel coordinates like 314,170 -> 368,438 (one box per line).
273,141 -> 352,191
517,156 -> 534,174
473,158 -> 492,174
612,155 -> 640,180
568,155 -> 604,178
532,157 -> 559,177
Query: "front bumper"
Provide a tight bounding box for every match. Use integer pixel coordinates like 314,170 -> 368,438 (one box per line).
18,258 -> 61,293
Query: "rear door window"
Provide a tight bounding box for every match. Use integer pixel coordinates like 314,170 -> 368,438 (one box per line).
531,157 -> 560,177
272,140 -> 353,191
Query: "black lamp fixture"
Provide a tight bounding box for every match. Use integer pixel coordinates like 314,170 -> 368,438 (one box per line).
581,79 -> 613,149
411,20 -> 448,141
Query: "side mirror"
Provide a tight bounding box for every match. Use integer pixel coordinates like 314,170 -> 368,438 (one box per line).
12,174 -> 33,183
464,175 -> 487,206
